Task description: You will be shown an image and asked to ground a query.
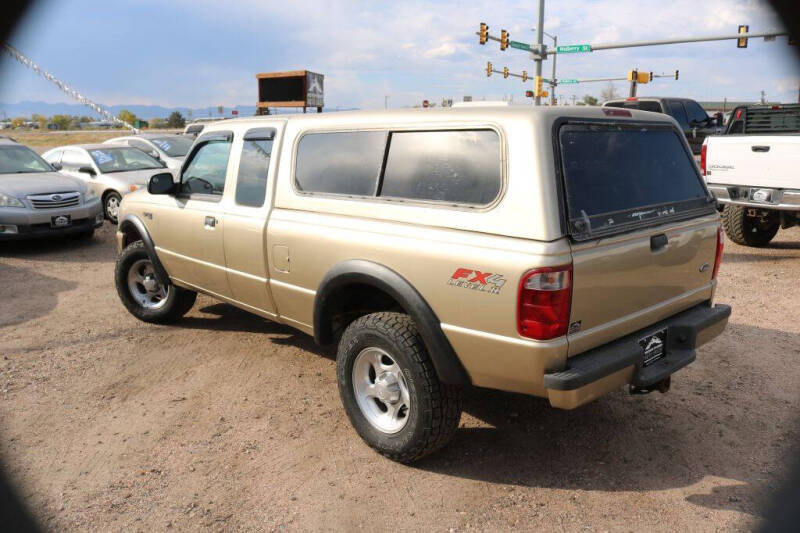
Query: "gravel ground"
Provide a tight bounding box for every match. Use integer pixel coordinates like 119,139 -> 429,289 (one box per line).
1,223 -> 798,532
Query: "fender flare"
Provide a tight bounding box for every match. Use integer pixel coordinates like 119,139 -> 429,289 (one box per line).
118,214 -> 170,284
313,259 -> 471,386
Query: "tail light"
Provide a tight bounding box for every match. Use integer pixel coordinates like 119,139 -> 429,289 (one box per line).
700,141 -> 708,176
517,266 -> 572,340
712,227 -> 724,279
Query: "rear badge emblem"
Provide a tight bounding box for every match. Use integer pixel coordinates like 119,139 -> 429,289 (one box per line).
568,321 -> 582,334
447,268 -> 506,295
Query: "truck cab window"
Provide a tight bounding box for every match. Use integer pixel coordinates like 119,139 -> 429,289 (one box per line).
180,140 -> 231,196
667,101 -> 690,129
235,138 -> 273,207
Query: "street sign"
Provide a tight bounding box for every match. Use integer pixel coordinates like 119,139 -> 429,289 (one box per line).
559,79 -> 578,84
557,44 -> 591,53
509,40 -> 531,51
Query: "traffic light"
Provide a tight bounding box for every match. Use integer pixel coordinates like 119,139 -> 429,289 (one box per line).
637,71 -> 649,84
649,71 -> 654,82
503,66 -> 509,78
675,69 -> 679,80
627,69 -> 638,82
486,61 -> 492,77
534,75 -> 543,96
522,71 -> 528,83
500,30 -> 509,51
479,22 -> 488,45
737,25 -> 749,48
525,90 -> 534,98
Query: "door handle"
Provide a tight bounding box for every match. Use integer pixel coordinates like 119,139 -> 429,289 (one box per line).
650,233 -> 668,251
751,145 -> 770,152
204,216 -> 217,228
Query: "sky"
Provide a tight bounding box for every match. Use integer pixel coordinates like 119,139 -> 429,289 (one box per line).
0,0 -> 798,111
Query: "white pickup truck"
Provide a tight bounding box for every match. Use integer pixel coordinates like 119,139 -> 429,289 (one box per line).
702,104 -> 800,246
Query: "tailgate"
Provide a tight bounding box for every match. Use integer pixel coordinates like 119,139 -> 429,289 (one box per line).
706,135 -> 800,189
567,214 -> 718,356
556,119 -> 719,358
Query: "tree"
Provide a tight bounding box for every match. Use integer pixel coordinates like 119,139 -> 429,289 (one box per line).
117,109 -> 138,126
50,114 -> 71,130
582,95 -> 599,106
31,113 -> 47,129
149,117 -> 167,129
11,116 -> 25,128
167,111 -> 185,128
600,82 -> 619,102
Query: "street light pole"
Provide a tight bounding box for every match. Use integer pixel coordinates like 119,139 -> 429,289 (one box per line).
533,0 -> 545,106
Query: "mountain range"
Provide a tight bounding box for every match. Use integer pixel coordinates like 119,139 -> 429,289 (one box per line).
0,101 -> 293,120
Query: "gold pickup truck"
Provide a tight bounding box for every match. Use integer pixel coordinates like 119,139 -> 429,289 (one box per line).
114,106 -> 730,462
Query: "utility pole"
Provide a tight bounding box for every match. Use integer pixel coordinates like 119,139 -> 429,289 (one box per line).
384,95 -> 389,109
760,90 -> 766,104
551,34 -> 557,105
533,0 -> 545,106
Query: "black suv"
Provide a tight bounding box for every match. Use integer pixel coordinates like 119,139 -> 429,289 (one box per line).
603,97 -> 723,154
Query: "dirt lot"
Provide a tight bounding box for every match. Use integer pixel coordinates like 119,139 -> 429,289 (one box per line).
1,223 -> 799,531
8,130 -> 182,152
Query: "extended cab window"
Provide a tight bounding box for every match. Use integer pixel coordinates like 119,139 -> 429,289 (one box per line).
559,123 -> 711,240
235,129 -> 275,207
296,131 -> 386,195
684,101 -> 709,125
180,136 -> 232,196
381,130 -> 501,205
667,101 -> 689,129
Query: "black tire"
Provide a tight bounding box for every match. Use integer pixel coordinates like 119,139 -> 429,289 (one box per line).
722,205 -> 779,247
337,312 -> 462,463
115,241 -> 196,324
104,191 -> 122,224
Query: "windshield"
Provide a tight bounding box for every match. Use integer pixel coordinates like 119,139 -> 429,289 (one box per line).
0,145 -> 53,174
88,147 -> 162,173
150,136 -> 194,157
559,122 -> 712,240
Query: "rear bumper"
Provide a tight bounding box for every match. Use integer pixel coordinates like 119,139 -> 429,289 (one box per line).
708,184 -> 800,211
544,302 -> 731,409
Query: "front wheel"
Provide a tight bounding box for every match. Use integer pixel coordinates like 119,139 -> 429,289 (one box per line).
115,241 -> 196,323
104,191 -> 122,224
337,312 -> 462,463
722,205 -> 779,247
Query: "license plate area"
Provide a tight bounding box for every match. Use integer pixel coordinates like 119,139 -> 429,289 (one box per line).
749,188 -> 775,204
639,329 -> 667,367
51,214 -> 72,228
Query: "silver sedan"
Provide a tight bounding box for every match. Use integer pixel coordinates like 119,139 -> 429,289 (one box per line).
102,134 -> 194,170
42,144 -> 172,223
0,138 -> 103,240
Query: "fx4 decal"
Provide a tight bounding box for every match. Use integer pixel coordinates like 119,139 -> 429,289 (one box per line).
448,268 -> 506,295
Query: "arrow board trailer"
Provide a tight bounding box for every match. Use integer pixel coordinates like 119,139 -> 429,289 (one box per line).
256,70 -> 324,113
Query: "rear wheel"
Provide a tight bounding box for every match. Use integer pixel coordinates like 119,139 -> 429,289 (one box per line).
104,191 -> 122,224
337,312 -> 462,463
722,205 -> 779,247
115,241 -> 196,323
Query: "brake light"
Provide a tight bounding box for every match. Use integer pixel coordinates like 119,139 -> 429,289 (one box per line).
700,142 -> 707,176
517,266 -> 572,340
602,108 -> 632,117
626,97 -> 638,101
734,109 -> 743,120
712,227 -> 724,280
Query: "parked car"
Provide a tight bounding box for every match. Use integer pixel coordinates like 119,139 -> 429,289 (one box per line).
114,106 -> 730,462
603,96 -> 723,153
102,134 -> 194,170
702,103 -> 800,246
0,137 -> 103,240
183,118 -> 226,137
42,144 -> 168,224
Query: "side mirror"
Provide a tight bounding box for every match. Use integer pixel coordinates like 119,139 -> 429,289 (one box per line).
78,166 -> 96,176
148,172 -> 175,195
715,112 -> 724,127
51,162 -> 62,170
